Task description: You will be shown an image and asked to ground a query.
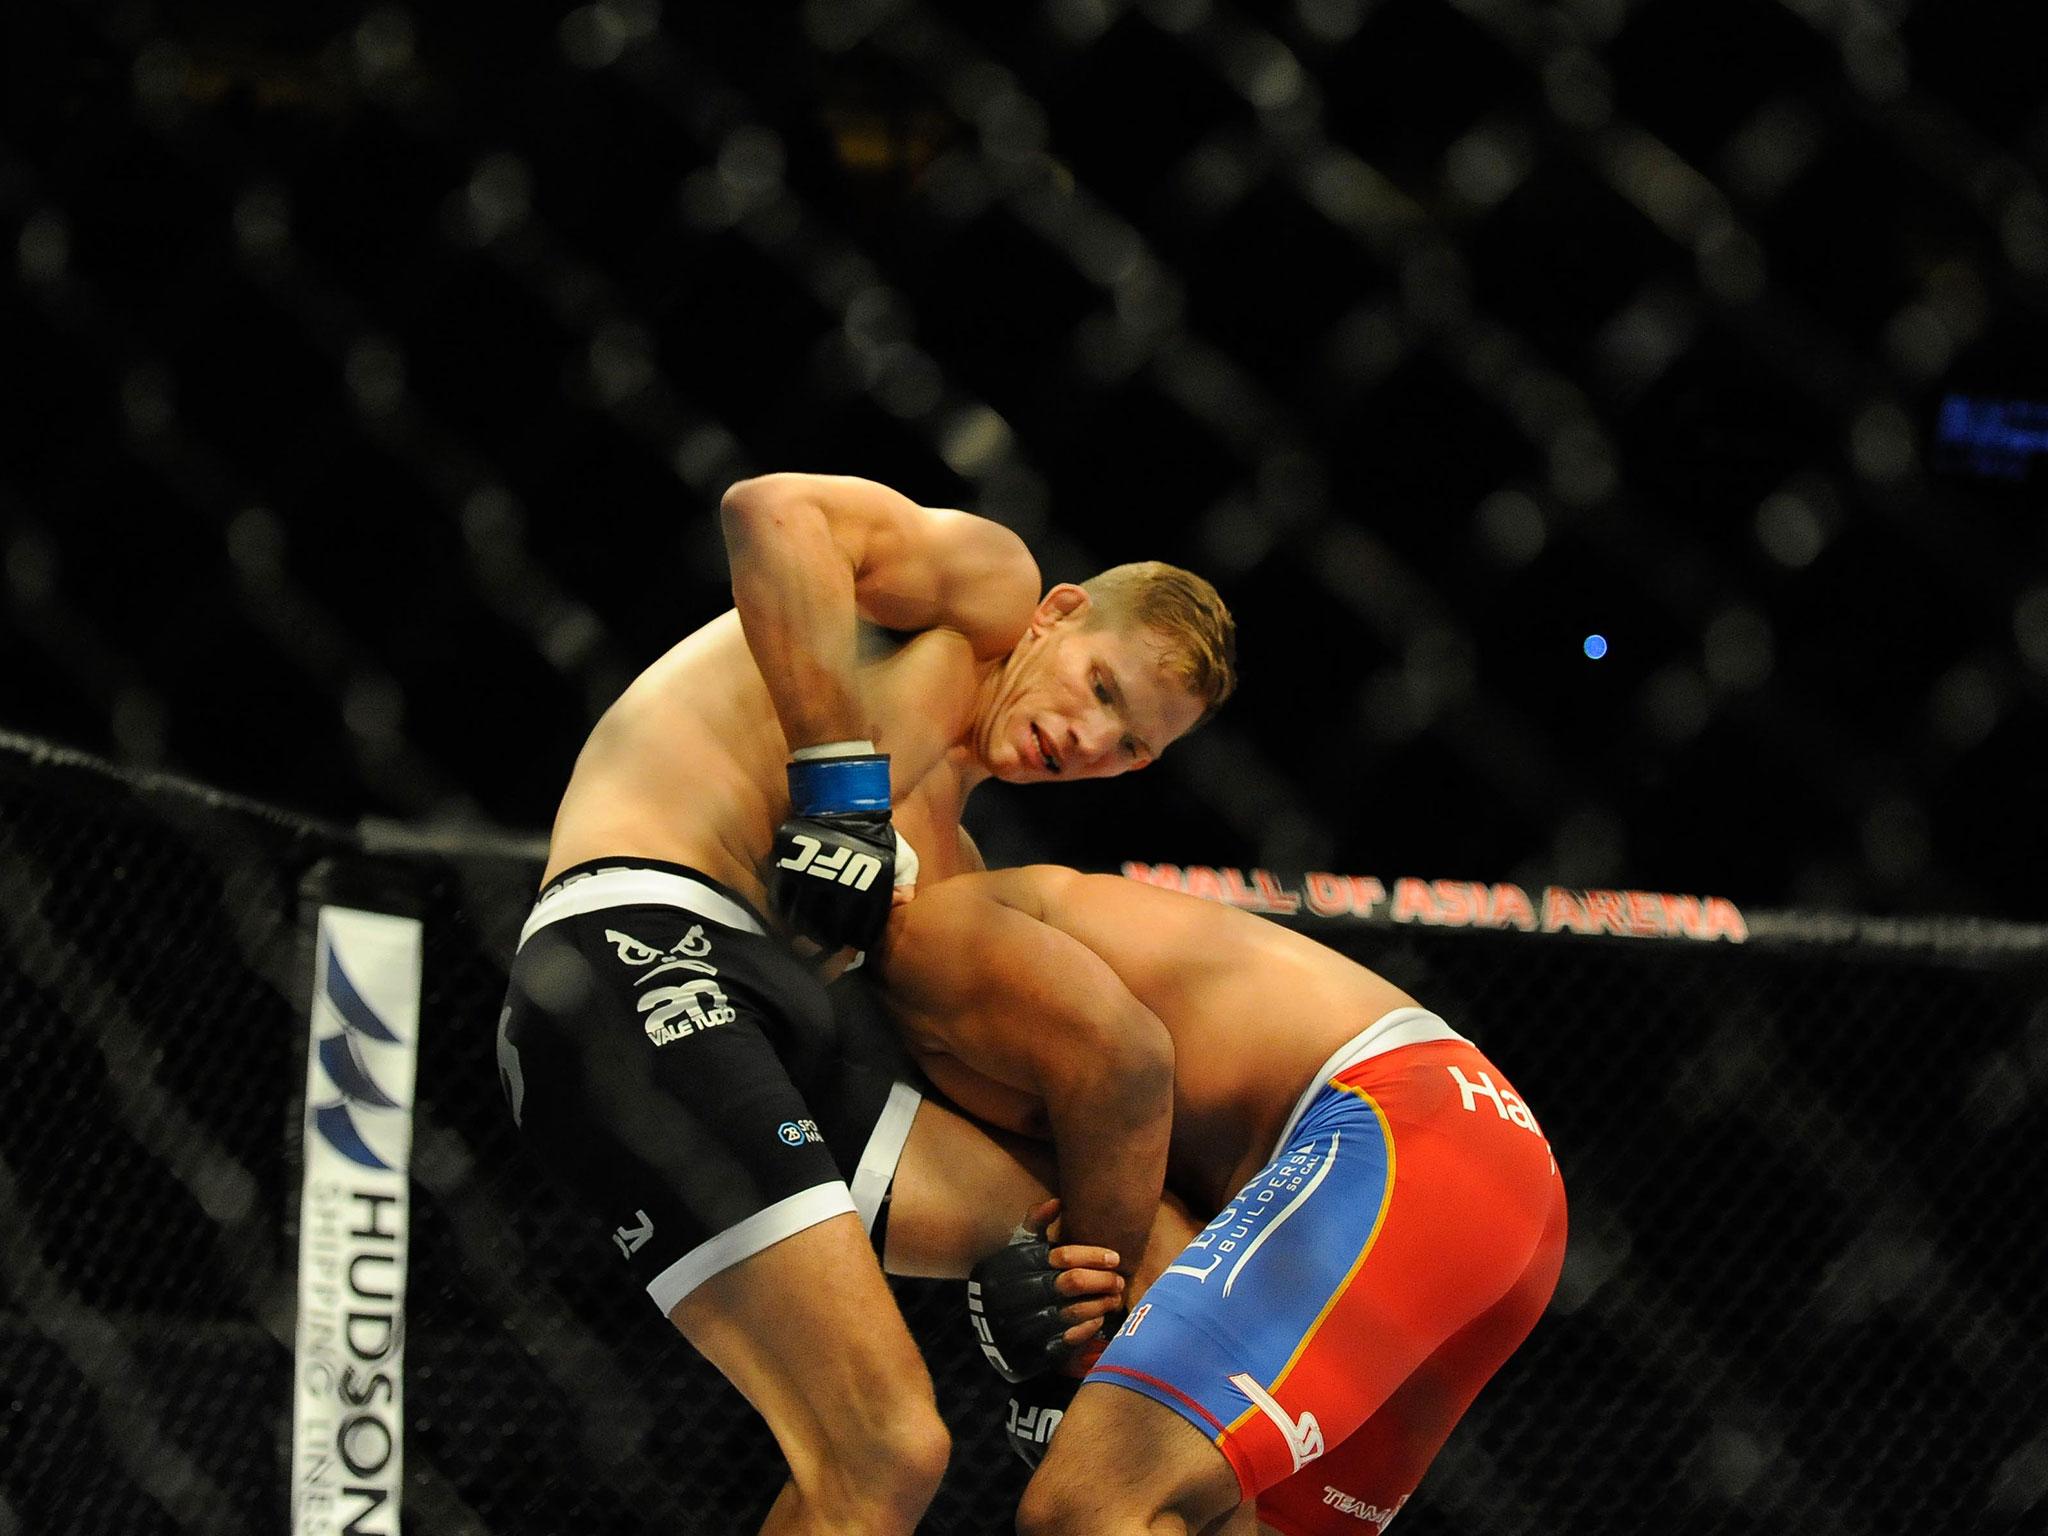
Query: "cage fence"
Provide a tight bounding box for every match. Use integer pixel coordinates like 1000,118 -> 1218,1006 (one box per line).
1,732 -> 2042,1536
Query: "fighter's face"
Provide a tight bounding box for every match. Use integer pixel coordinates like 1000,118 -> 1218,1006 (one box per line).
978,586 -> 1208,785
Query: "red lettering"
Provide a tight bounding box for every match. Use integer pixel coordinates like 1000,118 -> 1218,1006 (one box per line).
1304,872 -> 1350,916
1584,889 -> 1628,935
1120,863 -> 1181,889
1492,883 -> 1536,931
1626,890 -> 1663,936
1542,887 -> 1593,933
1391,877 -> 1436,924
1251,869 -> 1301,914
1661,893 -> 1704,938
1434,880 -> 1480,926
1349,876 -> 1387,917
1704,897 -> 1748,942
1184,866 -> 1226,903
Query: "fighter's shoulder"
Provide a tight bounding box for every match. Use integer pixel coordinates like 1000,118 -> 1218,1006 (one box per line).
918,504 -> 1036,575
912,509 -> 1040,657
978,863 -> 1091,916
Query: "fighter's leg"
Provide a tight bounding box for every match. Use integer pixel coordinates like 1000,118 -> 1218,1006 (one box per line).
502,884 -> 948,1536
888,1097 -> 1179,1327
882,1092 -> 1057,1277
1015,1380 -> 1244,1536
670,1211 -> 951,1536
1253,1174 -> 1568,1535
818,965 -> 1126,1297
1198,1502 -> 1285,1536
1007,1301 -> 1296,1536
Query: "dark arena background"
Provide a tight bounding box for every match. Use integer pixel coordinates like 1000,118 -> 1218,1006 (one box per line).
3,3 -> 2045,1535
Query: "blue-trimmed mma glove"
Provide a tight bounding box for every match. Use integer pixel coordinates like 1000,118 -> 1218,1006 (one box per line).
968,1226 -> 1085,1384
769,740 -> 919,953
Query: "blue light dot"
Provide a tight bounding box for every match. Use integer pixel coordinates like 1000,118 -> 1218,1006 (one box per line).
1583,634 -> 1608,659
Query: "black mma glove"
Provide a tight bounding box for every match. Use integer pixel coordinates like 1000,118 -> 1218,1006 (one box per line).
1001,1332 -> 1109,1469
769,741 -> 917,953
1003,1373 -> 1078,1470
968,1227 -> 1089,1384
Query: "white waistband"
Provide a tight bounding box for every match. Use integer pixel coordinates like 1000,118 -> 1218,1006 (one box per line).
1266,1007 -> 1469,1162
519,867 -> 766,950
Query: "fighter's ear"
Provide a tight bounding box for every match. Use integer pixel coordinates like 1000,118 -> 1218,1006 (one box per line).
1031,584 -> 1091,631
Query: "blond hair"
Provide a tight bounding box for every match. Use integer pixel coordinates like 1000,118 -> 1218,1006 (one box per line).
1080,561 -> 1238,724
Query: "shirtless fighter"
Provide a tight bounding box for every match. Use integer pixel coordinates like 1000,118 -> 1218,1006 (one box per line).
494,472 -> 1235,1535
879,867 -> 1569,1536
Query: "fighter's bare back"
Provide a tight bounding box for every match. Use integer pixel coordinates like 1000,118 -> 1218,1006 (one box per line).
881,867 -> 1421,1212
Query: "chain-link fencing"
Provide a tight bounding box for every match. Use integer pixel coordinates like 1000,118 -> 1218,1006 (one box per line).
1,730 -> 2042,1535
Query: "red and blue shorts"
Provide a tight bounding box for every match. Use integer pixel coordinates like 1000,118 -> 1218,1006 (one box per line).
1090,1008 -> 1567,1535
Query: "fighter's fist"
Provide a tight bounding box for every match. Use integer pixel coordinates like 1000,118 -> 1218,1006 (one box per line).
770,744 -> 908,952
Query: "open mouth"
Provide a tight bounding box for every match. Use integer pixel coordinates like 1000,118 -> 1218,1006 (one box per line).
1030,723 -> 1060,775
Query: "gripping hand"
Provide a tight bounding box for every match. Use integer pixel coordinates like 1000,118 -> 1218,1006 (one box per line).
770,742 -> 915,952
968,1228 -> 1067,1384
967,1212 -> 1120,1385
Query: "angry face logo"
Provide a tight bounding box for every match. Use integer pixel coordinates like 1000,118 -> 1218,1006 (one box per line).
605,925 -> 714,981
604,927 -> 736,1045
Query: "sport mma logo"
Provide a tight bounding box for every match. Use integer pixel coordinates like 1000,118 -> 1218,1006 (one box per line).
613,1209 -> 653,1259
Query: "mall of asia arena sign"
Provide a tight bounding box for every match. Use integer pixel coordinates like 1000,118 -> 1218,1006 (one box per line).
1119,864 -> 1748,944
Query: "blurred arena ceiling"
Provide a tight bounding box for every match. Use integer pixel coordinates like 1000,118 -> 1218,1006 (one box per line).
2,0 -> 2044,917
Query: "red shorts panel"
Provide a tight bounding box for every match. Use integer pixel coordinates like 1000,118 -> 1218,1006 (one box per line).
1095,1034 -> 1566,1534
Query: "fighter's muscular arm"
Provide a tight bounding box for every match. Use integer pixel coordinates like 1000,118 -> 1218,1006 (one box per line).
719,472 -> 1039,748
880,870 -> 1173,1282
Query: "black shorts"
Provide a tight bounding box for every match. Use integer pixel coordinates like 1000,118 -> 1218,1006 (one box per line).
497,860 -> 924,1314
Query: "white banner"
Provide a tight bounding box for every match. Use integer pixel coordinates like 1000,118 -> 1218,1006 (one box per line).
290,906 -> 422,1536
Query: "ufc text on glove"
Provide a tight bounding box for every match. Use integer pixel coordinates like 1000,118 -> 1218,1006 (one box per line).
770,741 -> 916,953
966,1230 -> 1078,1385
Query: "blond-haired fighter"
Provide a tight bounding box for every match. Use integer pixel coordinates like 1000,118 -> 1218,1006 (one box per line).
879,866 -> 1568,1536
496,473 -> 1235,1536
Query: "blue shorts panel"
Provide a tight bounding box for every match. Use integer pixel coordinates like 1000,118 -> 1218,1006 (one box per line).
1091,1080 -> 1393,1441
